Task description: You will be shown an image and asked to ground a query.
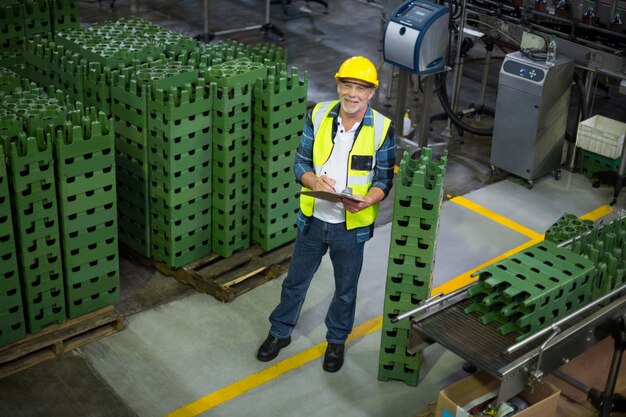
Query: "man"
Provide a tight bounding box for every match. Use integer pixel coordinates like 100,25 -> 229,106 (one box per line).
256,56 -> 396,372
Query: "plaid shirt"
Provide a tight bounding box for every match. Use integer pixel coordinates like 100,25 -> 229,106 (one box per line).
294,102 -> 396,243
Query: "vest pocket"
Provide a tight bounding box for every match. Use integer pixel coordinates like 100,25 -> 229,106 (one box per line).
351,155 -> 373,171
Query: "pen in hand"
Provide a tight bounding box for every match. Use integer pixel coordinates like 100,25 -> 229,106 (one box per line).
320,172 -> 337,192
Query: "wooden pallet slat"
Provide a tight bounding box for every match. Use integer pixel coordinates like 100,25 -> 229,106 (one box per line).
0,306 -> 125,379
121,241 -> 295,302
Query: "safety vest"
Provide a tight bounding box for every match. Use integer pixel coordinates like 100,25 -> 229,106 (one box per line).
300,101 -> 391,230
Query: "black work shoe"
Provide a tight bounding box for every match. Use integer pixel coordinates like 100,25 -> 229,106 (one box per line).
256,334 -> 291,362
323,342 -> 345,372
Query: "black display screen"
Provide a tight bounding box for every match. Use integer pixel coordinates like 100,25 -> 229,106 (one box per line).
503,60 -> 545,82
401,4 -> 433,24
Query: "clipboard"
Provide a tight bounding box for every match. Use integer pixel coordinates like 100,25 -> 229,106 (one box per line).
296,188 -> 364,203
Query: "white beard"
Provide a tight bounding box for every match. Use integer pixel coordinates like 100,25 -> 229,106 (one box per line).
340,98 -> 362,115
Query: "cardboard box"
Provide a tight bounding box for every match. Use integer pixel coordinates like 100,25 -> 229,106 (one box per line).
436,372 -> 560,417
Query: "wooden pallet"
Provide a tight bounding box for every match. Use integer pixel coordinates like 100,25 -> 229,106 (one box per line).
121,242 -> 295,302
0,306 -> 125,379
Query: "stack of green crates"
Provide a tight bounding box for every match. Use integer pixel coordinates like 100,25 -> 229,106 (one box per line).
24,18 -> 199,115
544,213 -> 594,244
23,0 -> 51,39
465,240 -> 596,340
79,20 -> 196,114
54,106 -> 119,318
378,148 -> 448,386
147,62 -> 213,267
49,0 -> 79,34
0,142 -> 26,347
0,107 -> 20,151
578,148 -> 620,181
0,2 -> 25,53
0,66 -> 20,94
0,69 -> 22,145
192,39 -> 284,69
570,216 -> 626,300
0,73 -> 122,328
251,65 -> 306,251
1,81 -> 67,138
246,43 -> 286,64
23,35 -> 55,88
8,132 -> 65,333
111,65 -> 153,256
83,62 -> 113,115
111,17 -> 198,57
0,0 -> 77,68
50,44 -> 83,101
207,58 -> 267,257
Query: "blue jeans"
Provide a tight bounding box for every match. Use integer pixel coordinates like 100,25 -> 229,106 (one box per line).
269,217 -> 365,344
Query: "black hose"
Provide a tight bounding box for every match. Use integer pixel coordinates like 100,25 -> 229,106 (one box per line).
449,0 -> 463,19
574,71 -> 590,121
434,61 -> 585,139
434,71 -> 494,136
566,71 -> 590,143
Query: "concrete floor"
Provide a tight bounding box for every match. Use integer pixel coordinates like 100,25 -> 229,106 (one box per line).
1,1 -> 626,416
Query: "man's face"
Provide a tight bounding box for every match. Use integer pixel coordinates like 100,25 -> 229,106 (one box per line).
337,78 -> 375,115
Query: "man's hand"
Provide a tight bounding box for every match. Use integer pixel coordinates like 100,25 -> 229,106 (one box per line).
302,172 -> 336,192
339,195 -> 371,213
339,187 -> 385,213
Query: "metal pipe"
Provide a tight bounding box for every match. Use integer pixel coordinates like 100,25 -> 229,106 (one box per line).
584,68 -> 595,108
565,68 -> 596,171
392,291 -> 444,323
533,326 -> 561,376
204,0 -> 209,38
214,24 -> 263,36
525,22 -> 625,53
387,67 -> 395,101
395,70 -> 409,141
609,0 -> 619,22
392,282 -> 477,323
552,369 -> 592,392
614,131 -> 626,190
450,0 -> 468,113
604,343 -> 623,397
478,48 -> 491,109
202,0 -> 277,39
476,44 -> 492,122
418,74 -> 435,148
443,0 -> 468,136
505,282 -> 626,355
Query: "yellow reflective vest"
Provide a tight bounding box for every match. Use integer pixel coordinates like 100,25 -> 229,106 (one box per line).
300,101 -> 391,230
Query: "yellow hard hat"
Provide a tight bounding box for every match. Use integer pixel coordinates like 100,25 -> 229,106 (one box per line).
335,56 -> 378,89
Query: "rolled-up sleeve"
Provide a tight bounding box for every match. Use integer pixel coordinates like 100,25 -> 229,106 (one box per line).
371,123 -> 396,198
294,112 -> 315,184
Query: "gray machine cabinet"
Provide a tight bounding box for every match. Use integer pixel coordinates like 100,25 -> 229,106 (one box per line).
490,52 -> 575,182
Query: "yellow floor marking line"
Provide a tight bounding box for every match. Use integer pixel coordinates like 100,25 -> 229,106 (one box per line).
164,317 -> 382,417
432,237 -> 541,296
580,204 -> 612,221
439,202 -> 612,293
450,196 -> 543,240
165,203 -> 612,417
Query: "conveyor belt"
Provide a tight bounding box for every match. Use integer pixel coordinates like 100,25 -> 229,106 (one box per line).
412,298 -> 602,378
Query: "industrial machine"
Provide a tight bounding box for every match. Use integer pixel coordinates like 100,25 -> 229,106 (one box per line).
490,51 -> 575,187
383,0 -> 450,74
391,216 -> 626,415
402,283 -> 626,411
382,0 -> 451,150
